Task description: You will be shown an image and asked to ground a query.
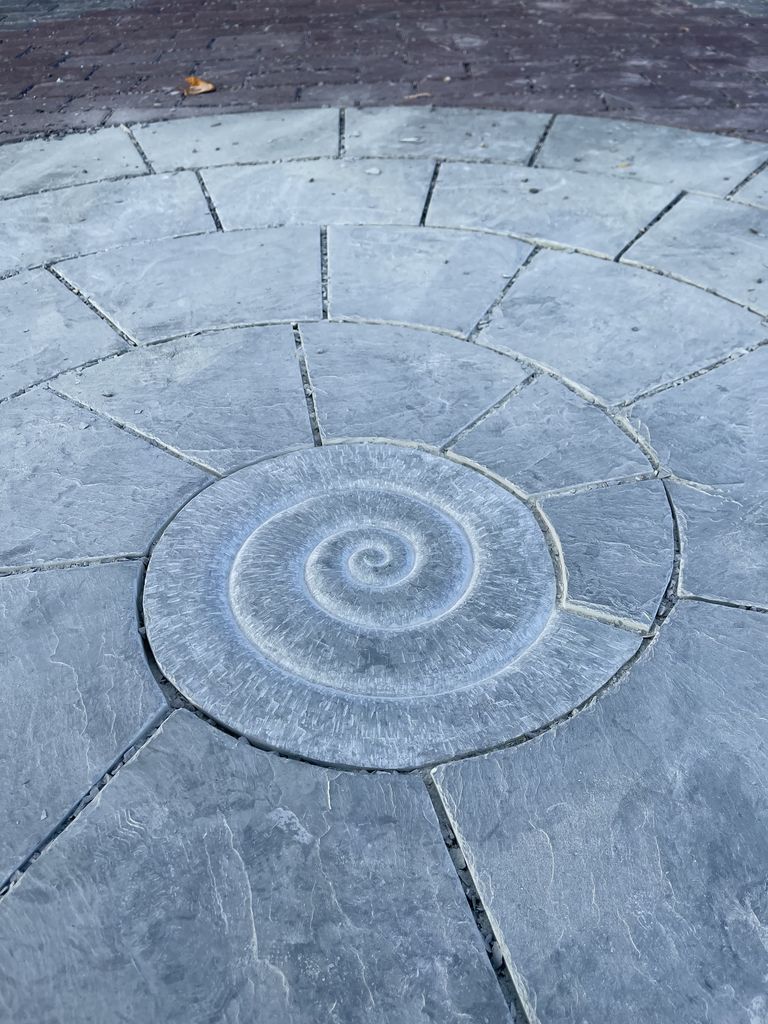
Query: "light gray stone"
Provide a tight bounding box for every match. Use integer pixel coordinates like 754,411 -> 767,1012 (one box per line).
327,226 -> 531,334
0,562 -> 165,887
344,106 -> 550,162
452,374 -> 650,493
542,480 -> 673,626
433,600 -> 768,1024
57,228 -> 322,343
0,710 -> 511,1024
623,193 -> 768,312
144,444 -> 640,768
427,163 -> 676,256
54,326 -> 312,473
537,115 -> 768,193
133,108 -> 341,171
731,168 -> 768,209
0,172 -> 213,274
202,158 -> 435,229
476,248 -> 768,405
0,388 -> 208,568
0,269 -> 126,401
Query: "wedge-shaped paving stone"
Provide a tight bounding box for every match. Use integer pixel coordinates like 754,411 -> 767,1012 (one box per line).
57,228 -> 322,343
0,562 -> 165,888
0,711 -> 512,1024
344,106 -> 550,162
0,388 -> 209,568
537,115 -> 768,193
477,249 -> 767,405
434,601 -> 768,1024
0,172 -> 212,274
427,163 -> 676,256
542,480 -> 673,626
54,326 -> 312,473
732,168 -> 768,209
327,226 -> 531,334
133,108 -> 340,171
301,321 -> 527,444
452,374 -> 649,493
624,193 -> 768,311
0,269 -> 126,401
0,127 -> 147,198
202,158 -> 435,229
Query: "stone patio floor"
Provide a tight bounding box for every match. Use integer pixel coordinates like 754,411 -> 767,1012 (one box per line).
0,106 -> 767,1023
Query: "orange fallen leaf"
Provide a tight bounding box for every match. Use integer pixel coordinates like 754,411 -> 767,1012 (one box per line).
183,75 -> 216,96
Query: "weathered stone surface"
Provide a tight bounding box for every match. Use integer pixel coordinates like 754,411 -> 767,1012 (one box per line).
57,228 -> 322,343
0,562 -> 165,887
0,172 -> 212,274
144,445 -> 640,768
344,107 -> 550,162
0,710 -> 511,1024
476,248 -> 768,405
732,169 -> 768,209
133,108 -> 340,171
433,600 -> 768,1024
0,269 -> 125,401
542,480 -> 673,626
427,163 -> 676,256
624,193 -> 768,311
537,115 -> 768,193
54,326 -> 312,473
452,374 -> 649,493
0,388 -> 208,568
327,226 -> 531,334
302,321 -> 528,445
202,158 -> 435,228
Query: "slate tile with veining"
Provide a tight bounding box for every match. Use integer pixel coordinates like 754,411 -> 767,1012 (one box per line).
0,711 -> 511,1024
427,162 -> 676,256
327,225 -> 531,334
0,172 -> 213,274
542,480 -> 673,626
537,115 -> 768,193
0,388 -> 209,568
54,326 -> 313,473
477,248 -> 768,405
301,321 -> 528,445
57,227 -> 322,343
452,374 -> 649,493
0,562 -> 165,887
433,601 -> 768,1024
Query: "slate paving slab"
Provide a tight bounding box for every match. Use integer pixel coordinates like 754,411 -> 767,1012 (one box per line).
731,168 -> 768,209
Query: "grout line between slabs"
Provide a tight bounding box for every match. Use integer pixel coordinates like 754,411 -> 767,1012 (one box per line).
526,113 -> 556,167
338,107 -> 347,157
419,160 -> 442,226
441,373 -> 539,451
613,190 -> 687,262
195,169 -> 224,231
46,264 -> 139,347
466,245 -> 541,343
320,226 -> 330,319
121,124 -> 156,174
292,322 -> 323,446
0,553 -> 144,578
725,154 -> 768,199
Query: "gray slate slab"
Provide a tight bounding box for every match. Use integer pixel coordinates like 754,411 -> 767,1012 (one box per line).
54,326 -> 313,473
433,600 -> 768,1024
427,162 -> 676,256
0,562 -> 165,887
541,480 -> 673,626
327,225 -> 531,334
0,172 -> 213,274
57,227 -> 322,343
0,388 -> 208,568
0,711 -> 511,1024
344,106 -> 550,162
476,248 -> 768,405
537,115 -> 768,193
452,374 -> 650,493
623,193 -> 768,312
732,169 -> 768,209
133,108 -> 341,171
0,269 -> 126,401
300,321 -> 527,445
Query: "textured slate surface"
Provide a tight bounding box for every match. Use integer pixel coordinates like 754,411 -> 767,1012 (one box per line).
434,600 -> 768,1024
57,228 -> 322,343
327,226 -> 531,334
54,326 -> 312,473
0,562 -> 165,888
0,711 -> 511,1024
732,169 -> 768,209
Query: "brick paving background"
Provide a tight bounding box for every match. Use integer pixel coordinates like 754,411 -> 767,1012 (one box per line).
1,0 -> 767,143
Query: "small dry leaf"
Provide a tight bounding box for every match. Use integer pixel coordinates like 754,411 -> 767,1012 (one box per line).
404,91 -> 432,100
183,75 -> 216,96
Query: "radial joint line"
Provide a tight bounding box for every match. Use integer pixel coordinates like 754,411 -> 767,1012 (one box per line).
441,374 -> 539,451
121,124 -> 156,174
292,323 -> 323,446
46,264 -> 138,347
419,161 -> 442,226
467,247 -> 541,343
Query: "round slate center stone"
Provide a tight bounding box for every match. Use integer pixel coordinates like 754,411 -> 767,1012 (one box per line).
144,442 -> 560,767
